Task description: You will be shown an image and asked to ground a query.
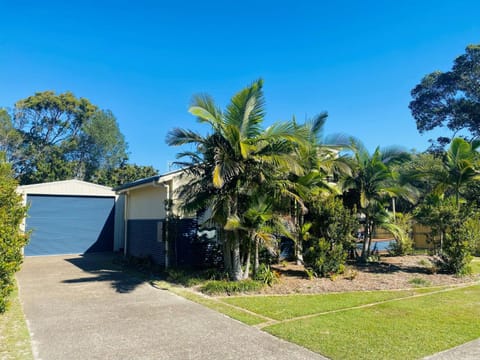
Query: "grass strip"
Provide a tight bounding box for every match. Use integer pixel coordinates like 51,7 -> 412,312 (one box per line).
0,281 -> 33,360
264,284 -> 480,360
152,281 -> 266,326
221,287 -> 441,321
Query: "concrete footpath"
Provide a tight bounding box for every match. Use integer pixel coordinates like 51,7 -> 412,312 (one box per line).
423,338 -> 480,360
16,254 -> 326,360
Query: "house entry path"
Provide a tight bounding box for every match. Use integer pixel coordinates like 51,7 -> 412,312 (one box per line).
16,254 -> 326,360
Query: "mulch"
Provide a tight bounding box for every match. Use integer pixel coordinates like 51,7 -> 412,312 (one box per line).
259,256 -> 479,294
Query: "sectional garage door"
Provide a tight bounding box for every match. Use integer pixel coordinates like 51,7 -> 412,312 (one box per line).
24,195 -> 115,256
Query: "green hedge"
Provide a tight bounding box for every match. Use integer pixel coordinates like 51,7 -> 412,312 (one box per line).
0,153 -> 28,313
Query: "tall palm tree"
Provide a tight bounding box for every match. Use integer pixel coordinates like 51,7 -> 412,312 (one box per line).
341,141 -> 413,261
167,79 -> 307,280
442,138 -> 480,207
401,138 -> 480,209
286,114 -> 351,264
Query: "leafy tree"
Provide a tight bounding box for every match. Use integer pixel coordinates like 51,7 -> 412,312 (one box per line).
409,44 -> 480,146
7,91 -> 128,184
92,163 -> 158,188
74,109 -> 128,180
415,195 -> 477,274
304,196 -> 358,277
0,153 -> 28,313
0,109 -> 23,167
167,79 -> 307,280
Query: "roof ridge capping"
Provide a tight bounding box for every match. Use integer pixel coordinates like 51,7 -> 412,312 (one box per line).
114,168 -> 186,193
18,179 -> 114,191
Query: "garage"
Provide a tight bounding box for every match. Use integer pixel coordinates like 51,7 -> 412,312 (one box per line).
18,180 -> 118,256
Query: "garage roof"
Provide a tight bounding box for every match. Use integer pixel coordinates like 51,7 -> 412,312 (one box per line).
18,179 -> 115,197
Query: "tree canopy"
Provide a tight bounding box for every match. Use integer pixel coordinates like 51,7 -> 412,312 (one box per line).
0,91 -> 158,186
409,44 -> 480,147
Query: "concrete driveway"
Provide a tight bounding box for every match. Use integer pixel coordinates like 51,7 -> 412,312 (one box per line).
16,254 -> 325,360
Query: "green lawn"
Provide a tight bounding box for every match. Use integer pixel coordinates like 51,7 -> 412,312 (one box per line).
221,288 -> 439,321
0,282 -> 33,360
265,285 -> 480,360
173,283 -> 480,360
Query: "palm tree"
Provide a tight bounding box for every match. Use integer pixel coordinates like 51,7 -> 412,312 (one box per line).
286,114 -> 351,264
341,141 -> 413,262
442,138 -> 480,207
401,138 -> 480,209
167,79 -> 307,280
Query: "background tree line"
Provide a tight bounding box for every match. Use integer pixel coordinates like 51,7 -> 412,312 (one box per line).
0,91 -> 157,187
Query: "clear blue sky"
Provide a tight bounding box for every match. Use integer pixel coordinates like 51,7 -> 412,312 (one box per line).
1,1 -> 479,172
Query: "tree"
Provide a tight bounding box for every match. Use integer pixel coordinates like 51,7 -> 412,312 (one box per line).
441,138 -> 480,207
304,196 -> 358,277
74,110 -> 128,180
403,138 -> 480,208
92,163 -> 158,188
7,91 -> 128,184
287,114 -> 350,264
0,109 -> 22,167
409,44 -> 480,146
167,79 -> 307,280
341,141 -> 413,262
0,153 -> 28,313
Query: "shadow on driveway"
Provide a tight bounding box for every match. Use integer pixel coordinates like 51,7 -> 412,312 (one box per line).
62,252 -> 147,293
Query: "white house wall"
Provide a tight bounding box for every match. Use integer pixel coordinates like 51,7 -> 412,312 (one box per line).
127,185 -> 167,220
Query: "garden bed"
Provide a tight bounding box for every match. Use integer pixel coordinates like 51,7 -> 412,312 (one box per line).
259,255 -> 479,295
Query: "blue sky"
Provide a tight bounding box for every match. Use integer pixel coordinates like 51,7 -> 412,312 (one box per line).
1,1 -> 479,172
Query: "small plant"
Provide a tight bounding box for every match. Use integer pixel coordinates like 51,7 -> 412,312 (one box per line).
408,277 -> 431,287
343,268 -> 358,280
280,260 -> 289,268
304,268 -> 315,280
200,280 -> 264,295
417,259 -> 431,267
254,264 -> 280,286
417,258 -> 438,274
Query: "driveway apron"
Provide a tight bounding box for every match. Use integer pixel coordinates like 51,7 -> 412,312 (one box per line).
16,254 -> 326,360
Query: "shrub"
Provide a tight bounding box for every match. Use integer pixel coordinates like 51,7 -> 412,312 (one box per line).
387,213 -> 414,256
441,213 -> 477,276
304,238 -> 347,278
165,267 -> 228,287
253,264 -> 279,286
200,280 -> 264,295
0,154 -> 28,313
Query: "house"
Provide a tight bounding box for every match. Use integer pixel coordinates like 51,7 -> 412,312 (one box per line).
18,179 -> 122,256
115,169 -> 214,268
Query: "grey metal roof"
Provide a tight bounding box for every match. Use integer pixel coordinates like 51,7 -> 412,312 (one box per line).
114,168 -> 185,193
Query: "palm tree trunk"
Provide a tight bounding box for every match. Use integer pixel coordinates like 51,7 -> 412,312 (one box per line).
295,201 -> 304,265
243,239 -> 251,280
223,235 -> 232,275
253,238 -> 259,277
361,216 -> 370,262
231,230 -> 243,281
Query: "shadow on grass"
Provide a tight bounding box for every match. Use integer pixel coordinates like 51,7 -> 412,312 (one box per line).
62,253 -> 149,293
